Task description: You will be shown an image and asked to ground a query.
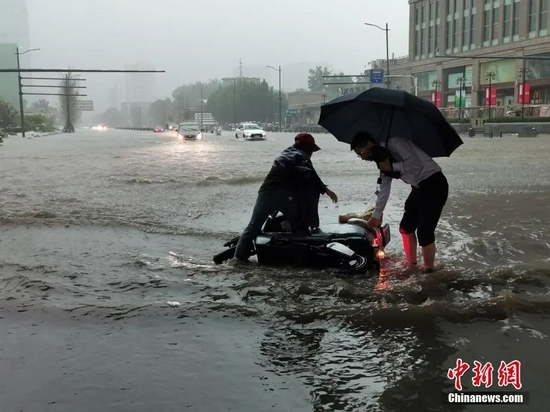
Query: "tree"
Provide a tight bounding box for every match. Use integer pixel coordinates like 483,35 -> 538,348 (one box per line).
147,98 -> 174,126
205,80 -> 288,124
24,113 -> 56,132
308,66 -> 333,92
0,100 -> 19,129
172,79 -> 222,121
307,66 -> 357,100
31,99 -> 57,117
58,72 -> 82,133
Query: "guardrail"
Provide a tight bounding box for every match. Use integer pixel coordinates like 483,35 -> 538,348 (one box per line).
114,127 -> 157,131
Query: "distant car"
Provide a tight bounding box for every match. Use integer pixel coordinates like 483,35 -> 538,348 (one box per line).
153,126 -> 164,133
235,123 -> 267,140
176,122 -> 202,140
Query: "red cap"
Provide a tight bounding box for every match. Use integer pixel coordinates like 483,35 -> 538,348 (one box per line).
294,133 -> 321,151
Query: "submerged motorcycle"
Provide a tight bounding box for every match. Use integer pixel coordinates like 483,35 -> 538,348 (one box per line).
213,211 -> 390,275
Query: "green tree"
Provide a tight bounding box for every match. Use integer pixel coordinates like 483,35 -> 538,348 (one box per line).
308,66 -> 332,92
148,98 -> 174,126
172,79 -> 222,121
31,99 -> 55,115
0,100 -> 19,129
308,66 -> 357,99
205,80 -> 287,124
24,113 -> 56,132
58,72 -> 83,132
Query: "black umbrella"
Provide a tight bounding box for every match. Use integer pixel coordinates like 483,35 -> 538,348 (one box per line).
318,87 -> 463,158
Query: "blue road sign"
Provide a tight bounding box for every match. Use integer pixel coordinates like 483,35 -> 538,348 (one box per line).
370,69 -> 385,84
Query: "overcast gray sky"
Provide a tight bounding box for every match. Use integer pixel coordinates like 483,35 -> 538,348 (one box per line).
27,0 -> 409,110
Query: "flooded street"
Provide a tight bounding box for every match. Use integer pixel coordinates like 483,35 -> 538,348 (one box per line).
1,129 -> 549,411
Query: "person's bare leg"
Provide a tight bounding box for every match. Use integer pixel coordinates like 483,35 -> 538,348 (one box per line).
401,232 -> 418,265
422,243 -> 436,272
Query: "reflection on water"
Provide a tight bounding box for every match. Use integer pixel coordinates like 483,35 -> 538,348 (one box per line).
1,130 -> 550,410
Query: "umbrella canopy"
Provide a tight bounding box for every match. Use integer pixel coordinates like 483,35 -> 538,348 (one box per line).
318,87 -> 463,158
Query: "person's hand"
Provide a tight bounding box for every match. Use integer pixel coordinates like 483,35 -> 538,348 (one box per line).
326,188 -> 338,203
367,217 -> 382,229
378,158 -> 392,172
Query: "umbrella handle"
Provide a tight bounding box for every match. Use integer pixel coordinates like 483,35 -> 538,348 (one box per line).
384,106 -> 395,147
376,106 -> 396,191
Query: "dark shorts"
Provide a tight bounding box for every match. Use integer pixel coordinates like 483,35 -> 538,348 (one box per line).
399,171 -> 449,247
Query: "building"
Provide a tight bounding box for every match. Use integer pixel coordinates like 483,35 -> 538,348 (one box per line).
287,91 -> 326,124
120,102 -> 152,128
124,62 -> 157,103
0,0 -> 30,51
386,0 -> 550,110
0,0 -> 31,109
0,43 -> 19,108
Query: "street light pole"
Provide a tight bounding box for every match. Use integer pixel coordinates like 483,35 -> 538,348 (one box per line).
15,47 -> 40,138
200,84 -> 203,131
365,22 -> 390,89
385,23 -> 390,90
278,66 -> 282,132
432,79 -> 440,107
518,66 -> 530,119
485,72 -> 496,120
456,77 -> 464,119
266,65 -> 282,132
233,78 -> 237,126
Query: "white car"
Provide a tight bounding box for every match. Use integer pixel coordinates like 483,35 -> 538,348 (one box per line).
235,123 -> 266,141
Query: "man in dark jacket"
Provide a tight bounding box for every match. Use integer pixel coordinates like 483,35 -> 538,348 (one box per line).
234,133 -> 338,262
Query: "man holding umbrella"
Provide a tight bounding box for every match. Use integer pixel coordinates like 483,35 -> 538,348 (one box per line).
317,88 -> 462,273
351,131 -> 448,272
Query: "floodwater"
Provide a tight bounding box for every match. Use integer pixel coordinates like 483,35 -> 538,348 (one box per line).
1,129 -> 549,411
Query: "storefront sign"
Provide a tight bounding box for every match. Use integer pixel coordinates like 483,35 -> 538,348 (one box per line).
431,91 -> 442,107
485,87 -> 497,106
517,83 -> 530,104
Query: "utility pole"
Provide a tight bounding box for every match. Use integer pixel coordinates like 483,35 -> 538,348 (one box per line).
456,77 -> 465,119
5,66 -> 163,132
233,78 -> 237,126
63,73 -> 75,133
266,65 -> 283,132
200,84 -> 203,131
485,72 -> 496,120
16,47 -> 40,138
365,23 -> 390,89
518,65 -> 530,119
385,23 -> 390,89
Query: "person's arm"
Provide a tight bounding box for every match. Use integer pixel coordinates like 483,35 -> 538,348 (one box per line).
372,174 -> 392,220
388,138 -> 424,175
294,158 -> 328,194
